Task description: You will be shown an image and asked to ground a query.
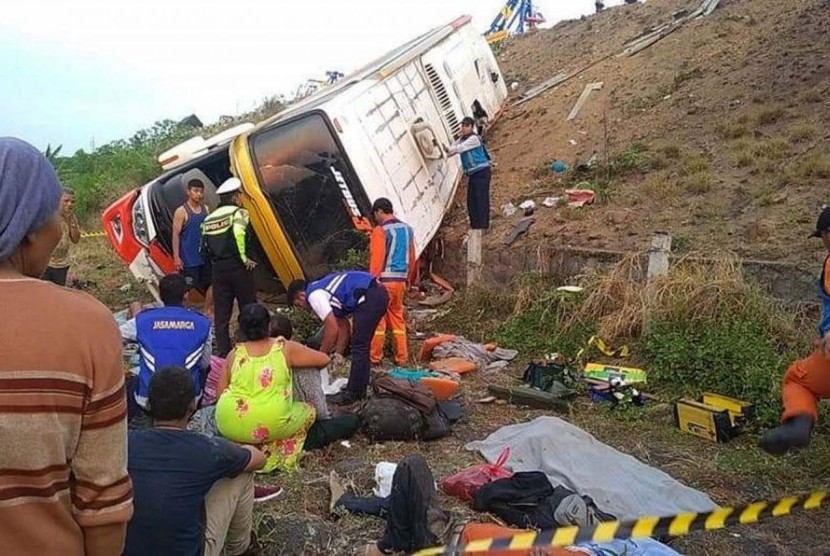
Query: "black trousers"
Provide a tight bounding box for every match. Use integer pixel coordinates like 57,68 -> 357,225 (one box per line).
334,454 -> 442,554
467,167 -> 491,230
348,283 -> 389,395
304,413 -> 360,451
212,266 -> 256,357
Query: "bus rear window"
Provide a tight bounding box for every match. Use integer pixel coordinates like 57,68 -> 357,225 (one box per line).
250,114 -> 369,279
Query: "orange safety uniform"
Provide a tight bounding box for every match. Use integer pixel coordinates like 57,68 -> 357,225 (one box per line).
369,217 -> 417,365
780,255 -> 830,423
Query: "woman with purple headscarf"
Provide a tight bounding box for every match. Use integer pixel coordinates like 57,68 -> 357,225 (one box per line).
0,138 -> 133,555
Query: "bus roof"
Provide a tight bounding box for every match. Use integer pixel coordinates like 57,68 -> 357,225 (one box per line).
253,15 -> 472,131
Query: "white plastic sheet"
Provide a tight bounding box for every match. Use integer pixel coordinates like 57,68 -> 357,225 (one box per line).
466,416 -> 717,521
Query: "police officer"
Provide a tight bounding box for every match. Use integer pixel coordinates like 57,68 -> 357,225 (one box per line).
287,271 -> 389,405
202,177 -> 257,357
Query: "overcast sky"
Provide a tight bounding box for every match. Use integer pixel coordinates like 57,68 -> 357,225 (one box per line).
0,0 -> 626,153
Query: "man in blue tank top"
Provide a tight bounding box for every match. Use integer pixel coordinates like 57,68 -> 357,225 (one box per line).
287,271 -> 389,405
173,179 -> 213,316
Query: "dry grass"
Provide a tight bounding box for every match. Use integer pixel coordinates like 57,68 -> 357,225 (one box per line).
642,171 -> 678,196
754,105 -> 787,126
752,137 -> 791,161
681,154 -> 711,175
562,253 -> 799,342
787,153 -> 830,182
789,123 -> 818,143
682,171 -> 713,194
715,121 -> 750,140
661,144 -> 682,159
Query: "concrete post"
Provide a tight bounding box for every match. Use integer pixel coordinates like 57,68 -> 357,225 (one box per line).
647,232 -> 672,282
467,229 -> 483,287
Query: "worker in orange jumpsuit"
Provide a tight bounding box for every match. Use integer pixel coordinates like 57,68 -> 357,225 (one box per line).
761,207 -> 830,454
369,198 -> 417,366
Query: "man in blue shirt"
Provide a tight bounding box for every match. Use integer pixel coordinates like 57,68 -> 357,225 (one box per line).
444,116 -> 492,230
173,178 -> 213,317
287,271 -> 389,405
127,366 -> 266,556
135,274 -> 212,412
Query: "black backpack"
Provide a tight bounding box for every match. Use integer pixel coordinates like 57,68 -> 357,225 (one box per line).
361,376 -> 451,441
472,471 -> 615,530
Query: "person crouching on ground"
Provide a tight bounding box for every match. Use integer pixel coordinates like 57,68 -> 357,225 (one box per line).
215,303 -> 328,472
126,366 -> 266,556
287,270 -> 389,405
131,273 -> 212,424
761,206 -> 830,454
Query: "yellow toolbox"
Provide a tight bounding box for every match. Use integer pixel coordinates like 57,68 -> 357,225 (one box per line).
674,392 -> 755,443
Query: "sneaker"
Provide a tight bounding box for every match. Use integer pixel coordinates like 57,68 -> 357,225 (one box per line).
253,484 -> 283,503
326,390 -> 365,406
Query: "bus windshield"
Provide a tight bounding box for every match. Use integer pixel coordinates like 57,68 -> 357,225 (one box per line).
250,113 -> 369,279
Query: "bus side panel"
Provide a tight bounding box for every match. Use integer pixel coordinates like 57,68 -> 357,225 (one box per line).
338,65 -> 462,256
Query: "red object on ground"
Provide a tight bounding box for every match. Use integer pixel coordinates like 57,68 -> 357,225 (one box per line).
440,447 -> 513,502
565,189 -> 596,207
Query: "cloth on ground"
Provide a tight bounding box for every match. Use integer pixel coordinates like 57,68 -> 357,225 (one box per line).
472,471 -> 614,530
293,367 -> 330,420
577,538 -> 680,556
465,416 -> 717,521
188,404 -> 219,437
432,336 -> 518,372
333,454 -> 451,554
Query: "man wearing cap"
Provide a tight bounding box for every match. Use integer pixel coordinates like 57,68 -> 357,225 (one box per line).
442,116 -> 492,230
287,271 -> 389,405
761,206 -> 830,454
201,177 -> 257,357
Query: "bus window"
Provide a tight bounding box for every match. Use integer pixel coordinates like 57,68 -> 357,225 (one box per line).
250,113 -> 370,279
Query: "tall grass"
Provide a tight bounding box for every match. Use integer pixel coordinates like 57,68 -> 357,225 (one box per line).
433,254 -> 812,424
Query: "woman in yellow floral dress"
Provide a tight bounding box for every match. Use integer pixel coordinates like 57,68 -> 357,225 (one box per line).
215,303 -> 330,472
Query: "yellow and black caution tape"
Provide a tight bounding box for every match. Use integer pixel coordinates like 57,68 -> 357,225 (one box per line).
80,231 -> 107,239
415,491 -> 828,555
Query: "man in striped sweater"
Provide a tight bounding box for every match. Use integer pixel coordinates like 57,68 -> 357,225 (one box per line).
0,137 -> 133,555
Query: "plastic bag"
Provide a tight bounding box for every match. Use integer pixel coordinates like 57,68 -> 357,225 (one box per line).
440,447 -> 512,502
374,462 -> 398,498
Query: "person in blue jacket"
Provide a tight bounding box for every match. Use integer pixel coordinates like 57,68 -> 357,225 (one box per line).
135,274 -> 212,412
287,271 -> 389,405
443,116 -> 492,230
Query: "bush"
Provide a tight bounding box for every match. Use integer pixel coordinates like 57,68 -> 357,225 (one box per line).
642,316 -> 788,425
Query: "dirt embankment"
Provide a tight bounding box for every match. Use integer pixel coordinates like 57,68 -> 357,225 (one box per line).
440,0 -> 830,280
